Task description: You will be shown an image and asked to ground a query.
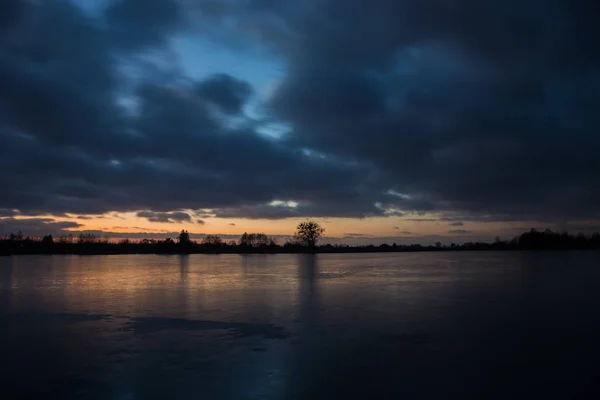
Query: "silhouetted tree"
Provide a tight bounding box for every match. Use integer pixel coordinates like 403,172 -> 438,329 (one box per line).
294,220 -> 325,248
239,232 -> 270,248
239,232 -> 250,247
178,229 -> 191,245
41,235 -> 54,245
1,226 -> 599,255
202,235 -> 223,247
254,233 -> 269,247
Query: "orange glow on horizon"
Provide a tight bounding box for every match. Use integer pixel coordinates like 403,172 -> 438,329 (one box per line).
7,210 -> 549,241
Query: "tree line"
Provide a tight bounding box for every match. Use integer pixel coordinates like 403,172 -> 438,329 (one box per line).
0,221 -> 326,255
1,225 -> 600,256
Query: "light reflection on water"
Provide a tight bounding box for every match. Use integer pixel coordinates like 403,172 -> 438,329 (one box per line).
1,252 -> 600,399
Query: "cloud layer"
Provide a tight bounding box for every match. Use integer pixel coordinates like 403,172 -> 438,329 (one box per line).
1,0 -> 599,227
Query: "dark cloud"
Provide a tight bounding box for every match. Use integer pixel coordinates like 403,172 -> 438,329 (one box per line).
448,230 -> 473,235
0,0 -> 22,33
1,0 -> 599,227
228,223 -> 236,226
213,197 -> 388,220
105,0 -> 185,50
0,218 -> 82,237
137,211 -> 192,223
198,0 -> 600,222
195,74 -> 253,114
196,220 -> 206,225
0,1 -> 119,153
0,0 -> 387,219
449,222 -> 465,227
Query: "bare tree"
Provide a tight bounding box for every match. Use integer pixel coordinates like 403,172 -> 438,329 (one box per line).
294,220 -> 325,248
239,232 -> 270,248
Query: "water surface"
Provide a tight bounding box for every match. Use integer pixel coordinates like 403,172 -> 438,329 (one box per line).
1,252 -> 600,399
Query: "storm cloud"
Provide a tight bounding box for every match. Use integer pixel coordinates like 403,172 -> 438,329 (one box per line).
1,0 -> 599,226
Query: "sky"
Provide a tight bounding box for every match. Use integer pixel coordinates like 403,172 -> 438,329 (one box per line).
1,0 -> 599,245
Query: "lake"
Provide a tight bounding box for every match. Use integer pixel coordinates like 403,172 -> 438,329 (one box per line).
1,252 -> 600,399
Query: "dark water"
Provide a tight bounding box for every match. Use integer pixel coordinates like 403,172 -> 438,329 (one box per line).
1,252 -> 600,399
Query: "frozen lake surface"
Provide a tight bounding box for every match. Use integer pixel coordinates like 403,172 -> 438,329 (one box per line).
1,252 -> 600,399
